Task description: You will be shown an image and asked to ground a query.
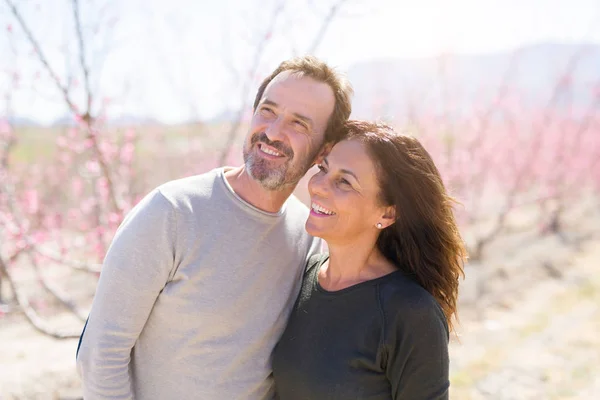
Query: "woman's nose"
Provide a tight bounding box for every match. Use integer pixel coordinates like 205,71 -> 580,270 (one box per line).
308,172 -> 329,197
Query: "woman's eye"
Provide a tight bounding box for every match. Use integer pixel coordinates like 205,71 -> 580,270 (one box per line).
317,164 -> 326,172
338,178 -> 351,186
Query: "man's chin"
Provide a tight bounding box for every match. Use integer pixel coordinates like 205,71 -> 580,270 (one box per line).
245,157 -> 307,191
254,176 -> 288,191
254,171 -> 304,192
247,165 -> 283,187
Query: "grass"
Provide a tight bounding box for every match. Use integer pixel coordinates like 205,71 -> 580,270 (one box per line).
10,126 -> 63,164
449,256 -> 600,398
519,313 -> 551,336
6,122 -> 237,166
450,347 -> 506,389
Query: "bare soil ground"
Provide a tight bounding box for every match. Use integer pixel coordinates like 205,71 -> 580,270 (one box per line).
1,202 -> 599,399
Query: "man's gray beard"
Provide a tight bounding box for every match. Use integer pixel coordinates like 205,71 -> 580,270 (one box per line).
244,143 -> 322,191
244,151 -> 299,191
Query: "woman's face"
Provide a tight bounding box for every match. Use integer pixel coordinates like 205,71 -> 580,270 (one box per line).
306,139 -> 392,244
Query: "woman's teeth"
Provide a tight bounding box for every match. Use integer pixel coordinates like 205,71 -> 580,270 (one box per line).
311,202 -> 335,215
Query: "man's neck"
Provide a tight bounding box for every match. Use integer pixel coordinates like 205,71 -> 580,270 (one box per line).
224,166 -> 296,214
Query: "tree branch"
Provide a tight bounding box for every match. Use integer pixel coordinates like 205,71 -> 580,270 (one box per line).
4,0 -> 79,114
217,0 -> 287,166
0,254 -> 80,339
72,0 -> 93,117
33,247 -> 102,274
307,0 -> 348,54
29,253 -> 88,322
86,126 -> 123,213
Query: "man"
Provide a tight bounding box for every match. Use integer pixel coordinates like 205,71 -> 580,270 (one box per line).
76,56 -> 353,399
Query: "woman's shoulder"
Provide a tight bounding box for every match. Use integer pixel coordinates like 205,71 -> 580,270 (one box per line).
377,272 -> 447,330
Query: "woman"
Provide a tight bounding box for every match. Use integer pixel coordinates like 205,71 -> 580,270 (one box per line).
272,120 -> 466,399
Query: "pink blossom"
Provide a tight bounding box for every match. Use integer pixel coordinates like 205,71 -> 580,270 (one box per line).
31,230 -> 49,245
59,152 -> 72,164
0,119 -> 11,136
96,177 -> 109,200
56,135 -> 67,147
125,128 -> 136,140
86,160 -> 100,174
23,190 -> 39,214
120,142 -> 135,164
71,177 -> 83,197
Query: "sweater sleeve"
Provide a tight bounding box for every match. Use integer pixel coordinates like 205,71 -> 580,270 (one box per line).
76,189 -> 177,399
383,288 -> 450,400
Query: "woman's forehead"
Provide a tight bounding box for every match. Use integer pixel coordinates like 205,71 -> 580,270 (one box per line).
329,140 -> 377,175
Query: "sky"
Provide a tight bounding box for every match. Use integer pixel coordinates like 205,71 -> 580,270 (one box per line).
1,0 -> 599,124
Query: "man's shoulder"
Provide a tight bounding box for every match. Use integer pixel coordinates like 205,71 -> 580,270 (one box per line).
284,194 -> 310,217
281,195 -> 322,253
281,195 -> 312,233
156,168 -> 221,206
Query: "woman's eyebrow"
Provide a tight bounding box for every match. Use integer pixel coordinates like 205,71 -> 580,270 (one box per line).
323,157 -> 360,183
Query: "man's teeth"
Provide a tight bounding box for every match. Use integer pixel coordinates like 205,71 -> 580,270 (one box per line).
311,202 -> 335,215
260,146 -> 282,157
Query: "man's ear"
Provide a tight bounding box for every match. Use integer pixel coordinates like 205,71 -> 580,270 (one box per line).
314,142 -> 334,165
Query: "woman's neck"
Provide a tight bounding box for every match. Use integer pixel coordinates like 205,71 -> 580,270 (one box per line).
321,234 -> 395,290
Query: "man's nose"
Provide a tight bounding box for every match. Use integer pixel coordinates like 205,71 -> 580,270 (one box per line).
265,118 -> 286,142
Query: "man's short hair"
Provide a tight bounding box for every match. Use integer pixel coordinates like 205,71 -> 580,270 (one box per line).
253,56 -> 354,144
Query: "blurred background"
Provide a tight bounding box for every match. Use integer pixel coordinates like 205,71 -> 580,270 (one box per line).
1,0 -> 599,398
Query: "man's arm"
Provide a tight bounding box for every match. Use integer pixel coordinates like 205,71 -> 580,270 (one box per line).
76,189 -> 177,399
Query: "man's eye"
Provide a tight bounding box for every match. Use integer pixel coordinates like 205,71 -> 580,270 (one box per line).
294,120 -> 308,129
261,107 -> 275,115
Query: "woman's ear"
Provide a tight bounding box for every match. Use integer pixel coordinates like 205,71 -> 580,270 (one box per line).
379,206 -> 396,229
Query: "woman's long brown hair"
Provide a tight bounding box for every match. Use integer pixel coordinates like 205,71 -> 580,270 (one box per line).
343,120 -> 467,332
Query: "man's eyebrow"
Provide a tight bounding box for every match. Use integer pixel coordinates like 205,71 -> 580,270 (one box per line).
261,99 -> 313,126
323,157 -> 360,183
262,99 -> 278,108
292,112 -> 313,126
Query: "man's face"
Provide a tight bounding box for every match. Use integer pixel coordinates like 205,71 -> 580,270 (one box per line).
243,71 -> 336,191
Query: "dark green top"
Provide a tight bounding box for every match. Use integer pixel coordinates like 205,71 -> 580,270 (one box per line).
272,253 -> 449,400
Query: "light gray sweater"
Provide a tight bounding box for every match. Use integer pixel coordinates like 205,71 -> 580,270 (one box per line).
76,168 -> 321,399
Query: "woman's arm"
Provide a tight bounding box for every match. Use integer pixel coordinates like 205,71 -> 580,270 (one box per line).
384,293 -> 450,400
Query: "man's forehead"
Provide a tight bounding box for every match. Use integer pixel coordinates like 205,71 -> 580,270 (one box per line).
263,71 -> 314,95
269,70 -> 304,85
260,71 -> 335,114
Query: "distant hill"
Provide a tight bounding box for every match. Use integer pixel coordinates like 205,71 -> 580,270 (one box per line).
6,116 -> 41,127
46,114 -> 163,127
5,42 -> 599,127
347,42 -> 600,121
